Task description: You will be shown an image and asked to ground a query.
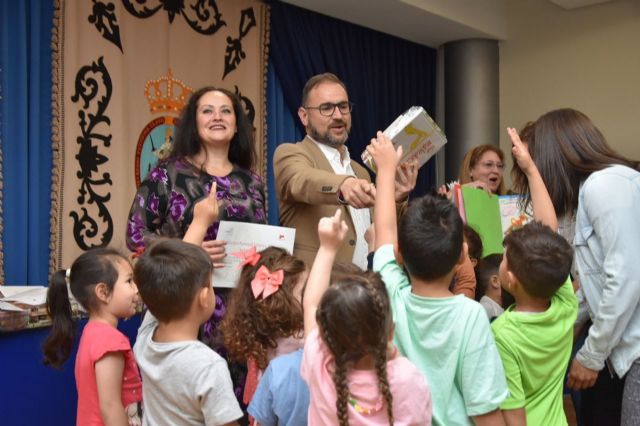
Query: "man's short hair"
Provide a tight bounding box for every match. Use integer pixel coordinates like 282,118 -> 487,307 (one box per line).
398,194 -> 464,281
134,239 -> 213,322
301,73 -> 347,107
503,221 -> 573,299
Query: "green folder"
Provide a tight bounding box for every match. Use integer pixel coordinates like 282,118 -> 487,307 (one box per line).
461,187 -> 504,257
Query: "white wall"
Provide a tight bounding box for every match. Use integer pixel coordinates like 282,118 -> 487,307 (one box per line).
500,0 -> 640,179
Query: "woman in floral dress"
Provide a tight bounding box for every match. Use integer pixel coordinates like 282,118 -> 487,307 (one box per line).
126,87 -> 266,408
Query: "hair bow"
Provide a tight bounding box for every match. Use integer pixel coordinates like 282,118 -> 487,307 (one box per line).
232,246 -> 261,268
251,265 -> 284,299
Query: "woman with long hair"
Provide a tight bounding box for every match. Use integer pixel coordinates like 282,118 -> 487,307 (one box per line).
512,108 -> 640,424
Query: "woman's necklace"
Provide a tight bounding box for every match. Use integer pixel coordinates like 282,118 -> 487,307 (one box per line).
348,394 -> 383,415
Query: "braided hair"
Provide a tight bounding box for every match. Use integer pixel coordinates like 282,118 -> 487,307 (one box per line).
316,271 -> 394,425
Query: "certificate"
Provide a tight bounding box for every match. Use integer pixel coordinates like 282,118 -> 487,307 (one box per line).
212,221 -> 296,288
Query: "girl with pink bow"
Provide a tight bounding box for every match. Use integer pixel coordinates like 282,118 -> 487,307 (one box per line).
220,246 -> 307,408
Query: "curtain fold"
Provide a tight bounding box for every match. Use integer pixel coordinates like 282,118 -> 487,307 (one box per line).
266,61 -> 303,225
269,0 -> 437,195
0,0 -> 53,285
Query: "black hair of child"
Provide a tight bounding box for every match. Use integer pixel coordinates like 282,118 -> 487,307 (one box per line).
398,194 -> 463,281
133,238 -> 213,322
503,221 -> 573,299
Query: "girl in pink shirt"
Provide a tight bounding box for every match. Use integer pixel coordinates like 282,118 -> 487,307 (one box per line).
43,248 -> 142,426
302,210 -> 432,426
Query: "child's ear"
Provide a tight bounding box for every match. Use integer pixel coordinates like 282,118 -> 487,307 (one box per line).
94,283 -> 110,303
490,274 -> 501,289
197,286 -> 212,309
506,270 -> 518,290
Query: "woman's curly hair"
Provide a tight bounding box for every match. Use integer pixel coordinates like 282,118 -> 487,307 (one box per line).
221,247 -> 306,369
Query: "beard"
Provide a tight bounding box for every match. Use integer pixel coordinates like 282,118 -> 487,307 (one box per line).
308,120 -> 350,149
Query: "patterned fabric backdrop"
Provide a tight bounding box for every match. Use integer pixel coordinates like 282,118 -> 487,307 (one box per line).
51,0 -> 269,272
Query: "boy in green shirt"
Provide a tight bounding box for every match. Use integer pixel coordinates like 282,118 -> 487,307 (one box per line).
368,132 -> 509,426
492,221 -> 576,425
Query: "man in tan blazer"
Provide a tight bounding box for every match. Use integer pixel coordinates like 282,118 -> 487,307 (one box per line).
274,73 -> 416,268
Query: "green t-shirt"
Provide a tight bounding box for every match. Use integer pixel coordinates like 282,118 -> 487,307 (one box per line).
491,278 -> 578,425
374,244 -> 509,426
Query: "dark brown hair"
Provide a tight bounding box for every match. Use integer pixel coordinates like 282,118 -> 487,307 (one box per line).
133,239 -> 213,322
301,73 -> 347,107
399,194 -> 463,281
511,109 -> 640,217
474,253 -> 502,302
169,86 -> 256,170
510,121 -> 535,208
459,144 -> 507,195
503,221 -> 573,299
316,272 -> 394,426
43,248 -> 126,369
463,224 -> 483,265
221,247 -> 306,369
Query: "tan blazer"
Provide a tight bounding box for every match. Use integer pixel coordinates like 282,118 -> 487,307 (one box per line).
274,136 -> 372,267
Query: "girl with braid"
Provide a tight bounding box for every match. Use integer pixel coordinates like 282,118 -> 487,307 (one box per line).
301,209 -> 432,425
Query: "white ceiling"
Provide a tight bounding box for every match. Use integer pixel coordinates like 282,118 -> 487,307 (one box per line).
280,0 -> 618,47
548,0 -> 614,9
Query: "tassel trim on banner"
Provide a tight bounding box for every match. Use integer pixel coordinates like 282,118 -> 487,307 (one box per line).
49,0 -> 65,276
261,2 -> 271,218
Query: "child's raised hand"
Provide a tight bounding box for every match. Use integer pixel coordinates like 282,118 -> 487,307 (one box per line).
366,131 -> 402,173
318,209 -> 348,251
508,127 -> 535,176
193,182 -> 219,227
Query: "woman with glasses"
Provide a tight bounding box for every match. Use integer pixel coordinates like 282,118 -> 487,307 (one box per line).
458,144 -> 507,195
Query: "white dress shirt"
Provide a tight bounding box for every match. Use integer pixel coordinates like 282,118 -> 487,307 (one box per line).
313,139 -> 371,269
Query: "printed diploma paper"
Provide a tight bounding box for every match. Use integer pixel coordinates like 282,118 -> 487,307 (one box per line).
212,221 -> 296,288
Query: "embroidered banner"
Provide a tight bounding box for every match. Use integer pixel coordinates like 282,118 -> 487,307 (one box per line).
51,0 -> 269,271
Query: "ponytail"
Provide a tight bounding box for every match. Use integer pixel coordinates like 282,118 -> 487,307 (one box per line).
42,247 -> 125,369
42,270 -> 75,369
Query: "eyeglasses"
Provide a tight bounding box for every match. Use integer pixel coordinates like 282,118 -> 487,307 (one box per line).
304,101 -> 353,117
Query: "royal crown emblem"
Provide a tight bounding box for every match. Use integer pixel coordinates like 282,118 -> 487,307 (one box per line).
144,70 -> 193,114
135,71 -> 193,187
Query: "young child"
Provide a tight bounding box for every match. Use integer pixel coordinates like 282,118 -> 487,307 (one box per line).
475,254 -> 505,320
133,182 -> 243,425
367,132 -> 508,426
450,224 -> 484,298
220,246 -> 307,405
133,239 -> 242,426
247,347 -> 308,426
43,248 -> 142,426
464,224 -> 484,268
493,222 -> 575,425
247,261 -> 362,426
301,209 -> 432,425
490,128 -> 576,425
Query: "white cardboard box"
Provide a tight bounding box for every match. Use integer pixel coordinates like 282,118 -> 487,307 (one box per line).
361,106 -> 446,172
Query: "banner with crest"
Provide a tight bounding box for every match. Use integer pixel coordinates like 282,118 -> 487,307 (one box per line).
50,0 -> 269,271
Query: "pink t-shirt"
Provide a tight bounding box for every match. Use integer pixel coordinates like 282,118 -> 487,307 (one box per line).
301,328 -> 432,426
75,321 -> 142,425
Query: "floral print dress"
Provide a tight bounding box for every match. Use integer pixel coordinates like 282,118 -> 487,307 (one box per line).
126,157 -> 266,404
